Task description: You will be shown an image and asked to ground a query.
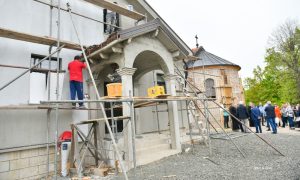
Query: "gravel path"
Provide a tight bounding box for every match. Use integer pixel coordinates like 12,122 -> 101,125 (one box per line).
114,130 -> 300,180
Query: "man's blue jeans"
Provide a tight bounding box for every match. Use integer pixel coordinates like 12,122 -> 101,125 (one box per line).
267,117 -> 277,133
288,116 -> 294,128
70,80 -> 83,106
253,119 -> 262,133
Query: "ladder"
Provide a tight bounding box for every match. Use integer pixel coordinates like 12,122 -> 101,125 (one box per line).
175,75 -> 209,149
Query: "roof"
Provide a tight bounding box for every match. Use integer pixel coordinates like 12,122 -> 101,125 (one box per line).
127,0 -> 193,56
188,46 -> 241,70
87,19 -> 191,59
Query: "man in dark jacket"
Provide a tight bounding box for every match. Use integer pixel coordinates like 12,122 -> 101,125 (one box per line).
248,102 -> 254,127
264,101 -> 277,134
229,104 -> 240,131
251,103 -> 262,133
236,101 -> 249,133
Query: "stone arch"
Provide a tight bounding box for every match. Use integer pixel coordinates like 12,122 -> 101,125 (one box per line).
123,36 -> 174,76
132,50 -> 169,81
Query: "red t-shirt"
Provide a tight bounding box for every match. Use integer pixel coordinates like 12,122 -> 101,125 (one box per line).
68,60 -> 86,82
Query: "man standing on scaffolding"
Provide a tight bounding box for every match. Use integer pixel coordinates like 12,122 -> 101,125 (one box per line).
68,55 -> 86,108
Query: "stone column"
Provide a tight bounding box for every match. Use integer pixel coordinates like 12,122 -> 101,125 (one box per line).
163,74 -> 181,150
116,67 -> 136,170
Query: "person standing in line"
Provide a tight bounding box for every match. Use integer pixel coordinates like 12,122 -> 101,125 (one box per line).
295,104 -> 300,128
263,103 -> 271,131
236,101 -> 249,133
274,105 -> 282,127
251,103 -> 262,133
68,55 -> 87,108
223,105 -> 230,129
259,103 -> 266,126
264,101 -> 277,134
248,102 -> 254,127
229,103 -> 240,131
281,103 -> 288,128
286,103 -> 295,130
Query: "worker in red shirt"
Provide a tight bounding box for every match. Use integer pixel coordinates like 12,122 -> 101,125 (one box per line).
68,55 -> 86,108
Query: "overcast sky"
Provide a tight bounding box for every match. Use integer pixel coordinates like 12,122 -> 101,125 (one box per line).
147,0 -> 300,78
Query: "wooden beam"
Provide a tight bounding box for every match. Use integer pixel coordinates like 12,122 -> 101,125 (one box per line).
172,51 -> 180,58
99,53 -> 109,59
0,27 -> 82,51
127,38 -> 132,44
84,0 -> 145,20
112,47 -> 122,53
152,28 -> 159,38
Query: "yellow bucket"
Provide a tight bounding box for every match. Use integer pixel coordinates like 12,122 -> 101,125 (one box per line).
147,86 -> 165,97
106,83 -> 122,97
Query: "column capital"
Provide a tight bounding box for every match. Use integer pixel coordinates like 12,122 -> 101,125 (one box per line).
116,67 -> 137,76
163,74 -> 178,81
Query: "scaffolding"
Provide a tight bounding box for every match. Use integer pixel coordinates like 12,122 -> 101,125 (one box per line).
0,0 -> 285,179
0,0 -> 146,179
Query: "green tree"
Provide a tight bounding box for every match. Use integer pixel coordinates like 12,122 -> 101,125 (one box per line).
268,20 -> 300,101
245,20 -> 300,105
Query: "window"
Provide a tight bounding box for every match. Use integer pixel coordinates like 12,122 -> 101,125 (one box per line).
31,53 -> 62,72
29,54 -> 63,103
220,69 -> 228,85
205,78 -> 216,98
103,2 -> 120,34
157,73 -> 166,93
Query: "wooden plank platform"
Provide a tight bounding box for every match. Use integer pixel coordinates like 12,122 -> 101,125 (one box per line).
0,105 -> 100,110
84,0 -> 145,20
76,116 -> 130,125
0,96 -> 198,110
0,27 -> 83,50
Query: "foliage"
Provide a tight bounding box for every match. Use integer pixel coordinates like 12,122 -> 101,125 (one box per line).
245,20 -> 300,105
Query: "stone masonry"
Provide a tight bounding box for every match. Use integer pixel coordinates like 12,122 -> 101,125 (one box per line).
0,147 -> 56,180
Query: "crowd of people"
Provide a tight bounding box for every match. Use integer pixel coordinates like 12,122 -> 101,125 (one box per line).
223,101 -> 300,134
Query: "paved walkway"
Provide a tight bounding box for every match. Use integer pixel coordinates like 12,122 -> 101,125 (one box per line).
253,122 -> 300,135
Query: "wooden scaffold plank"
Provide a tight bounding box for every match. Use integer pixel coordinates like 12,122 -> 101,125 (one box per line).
84,0 -> 145,20
0,27 -> 83,50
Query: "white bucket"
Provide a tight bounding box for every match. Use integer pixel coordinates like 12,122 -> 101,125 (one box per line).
61,141 -> 72,177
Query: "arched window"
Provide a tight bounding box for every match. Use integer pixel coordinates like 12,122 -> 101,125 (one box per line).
205,78 -> 216,98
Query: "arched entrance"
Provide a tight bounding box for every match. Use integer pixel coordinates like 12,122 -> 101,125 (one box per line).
132,50 -> 170,134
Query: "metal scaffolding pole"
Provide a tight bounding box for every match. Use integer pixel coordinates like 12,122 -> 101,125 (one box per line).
152,71 -> 161,134
54,0 -> 61,178
46,1 -> 54,177
203,100 -> 212,156
129,91 -> 137,171
46,109 -> 51,178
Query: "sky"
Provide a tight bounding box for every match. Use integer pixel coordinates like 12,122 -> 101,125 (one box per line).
146,0 -> 300,78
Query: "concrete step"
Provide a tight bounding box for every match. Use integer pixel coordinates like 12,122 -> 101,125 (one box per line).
137,148 -> 180,166
136,143 -> 171,157
135,134 -> 170,149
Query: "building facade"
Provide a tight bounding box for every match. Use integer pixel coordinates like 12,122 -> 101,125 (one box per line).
0,0 -> 192,179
